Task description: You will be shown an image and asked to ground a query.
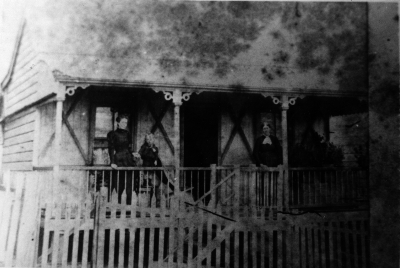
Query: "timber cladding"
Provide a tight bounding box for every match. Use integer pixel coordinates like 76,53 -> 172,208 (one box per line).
4,23 -> 41,117
2,108 -> 36,170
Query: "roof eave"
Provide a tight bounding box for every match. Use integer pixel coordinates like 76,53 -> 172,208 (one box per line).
56,75 -> 368,100
1,19 -> 26,91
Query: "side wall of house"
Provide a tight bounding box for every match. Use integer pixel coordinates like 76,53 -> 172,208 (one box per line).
3,23 -> 54,118
2,107 -> 36,171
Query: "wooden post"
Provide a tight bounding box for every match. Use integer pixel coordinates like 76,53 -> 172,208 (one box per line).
234,165 -> 241,218
54,89 -> 65,183
280,95 -> 290,208
281,95 -> 289,168
87,104 -> 96,165
163,90 -> 191,191
271,95 -> 294,209
210,164 -> 217,209
174,104 -> 181,188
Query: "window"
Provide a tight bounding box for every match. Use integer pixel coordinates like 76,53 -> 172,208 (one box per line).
93,107 -> 114,165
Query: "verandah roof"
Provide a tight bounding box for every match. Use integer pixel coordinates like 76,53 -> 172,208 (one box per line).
12,0 -> 367,98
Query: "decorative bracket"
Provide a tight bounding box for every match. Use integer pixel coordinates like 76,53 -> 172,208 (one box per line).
272,96 -> 298,110
163,89 -> 192,106
65,84 -> 90,97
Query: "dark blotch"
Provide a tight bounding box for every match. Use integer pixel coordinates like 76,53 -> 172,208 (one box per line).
370,81 -> 399,117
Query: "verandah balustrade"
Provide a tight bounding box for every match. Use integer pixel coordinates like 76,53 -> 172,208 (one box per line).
35,165 -> 368,211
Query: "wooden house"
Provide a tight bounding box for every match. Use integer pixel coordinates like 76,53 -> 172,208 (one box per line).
0,1 -> 396,267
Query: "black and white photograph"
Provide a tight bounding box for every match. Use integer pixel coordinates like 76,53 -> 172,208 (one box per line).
0,0 -> 398,267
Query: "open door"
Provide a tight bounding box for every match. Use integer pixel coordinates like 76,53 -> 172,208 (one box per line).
183,93 -> 219,167
183,93 -> 219,203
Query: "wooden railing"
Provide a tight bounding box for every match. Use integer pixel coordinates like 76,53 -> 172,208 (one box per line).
32,165 -> 368,211
289,168 -> 368,209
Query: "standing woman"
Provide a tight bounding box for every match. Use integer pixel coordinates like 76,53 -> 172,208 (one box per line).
107,115 -> 140,204
253,122 -> 282,167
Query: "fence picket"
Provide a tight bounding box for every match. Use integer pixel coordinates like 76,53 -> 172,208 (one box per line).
50,204 -> 61,268
158,228 -> 165,268
252,231 -> 257,268
149,227 -> 155,268
168,226 -> 175,267
188,223 -> 194,267
118,228 -> 125,268
215,224 -> 221,268
109,228 -> 116,268
71,204 -> 81,268
96,202 -> 106,268
4,173 -> 25,267
40,204 -> 51,268
320,227 -> 326,268
196,211 -> 204,268
61,222 -> 70,267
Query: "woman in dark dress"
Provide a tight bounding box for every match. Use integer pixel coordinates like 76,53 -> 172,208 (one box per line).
253,123 -> 282,167
107,115 -> 140,204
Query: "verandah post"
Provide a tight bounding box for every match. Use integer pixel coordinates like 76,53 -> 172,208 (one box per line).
163,89 -> 191,192
54,86 -> 65,186
280,95 -> 291,209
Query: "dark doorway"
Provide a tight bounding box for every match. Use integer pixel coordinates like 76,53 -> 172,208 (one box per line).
183,93 -> 219,167
183,93 -> 219,204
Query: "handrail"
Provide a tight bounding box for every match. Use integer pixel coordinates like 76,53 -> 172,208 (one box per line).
34,165 -> 365,171
289,167 -> 366,171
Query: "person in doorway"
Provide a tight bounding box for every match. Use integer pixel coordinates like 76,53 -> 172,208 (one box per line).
138,133 -> 164,207
107,115 -> 140,204
253,122 -> 282,167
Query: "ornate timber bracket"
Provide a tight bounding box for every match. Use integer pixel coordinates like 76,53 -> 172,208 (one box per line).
163,89 -> 192,106
56,84 -> 90,101
65,84 -> 90,97
271,95 -> 302,110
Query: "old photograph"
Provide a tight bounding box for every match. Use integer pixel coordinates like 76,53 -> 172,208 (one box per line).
0,1 -> 398,267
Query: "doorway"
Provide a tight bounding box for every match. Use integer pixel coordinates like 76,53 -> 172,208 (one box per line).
183,93 -> 219,203
183,93 -> 219,167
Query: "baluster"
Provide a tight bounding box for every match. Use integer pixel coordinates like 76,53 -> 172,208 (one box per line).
117,170 -> 120,202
